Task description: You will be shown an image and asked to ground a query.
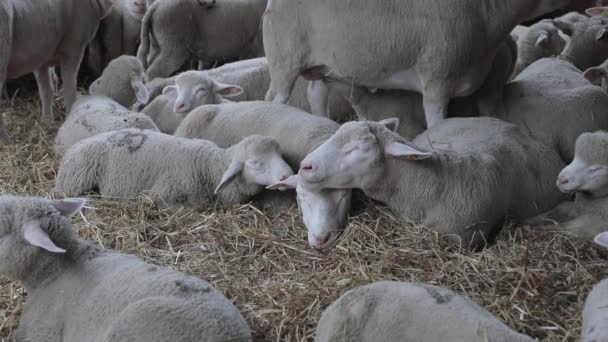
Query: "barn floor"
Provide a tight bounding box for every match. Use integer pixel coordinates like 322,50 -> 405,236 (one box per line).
1,91 -> 607,342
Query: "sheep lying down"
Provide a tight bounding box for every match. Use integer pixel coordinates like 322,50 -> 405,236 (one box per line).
54,129 -> 293,207
0,195 -> 252,342
527,131 -> 608,241
580,232 -> 608,342
316,281 -> 534,342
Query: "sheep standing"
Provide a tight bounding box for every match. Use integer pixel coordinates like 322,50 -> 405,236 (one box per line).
138,0 -> 267,79
262,0 -> 568,128
526,132 -> 608,240
0,0 -> 114,142
54,129 -> 293,208
316,281 -> 535,342
141,70 -> 243,133
174,101 -> 351,248
511,20 -> 566,78
54,96 -> 159,155
298,118 -> 565,249
86,0 -> 143,76
88,55 -> 150,108
0,195 -> 252,342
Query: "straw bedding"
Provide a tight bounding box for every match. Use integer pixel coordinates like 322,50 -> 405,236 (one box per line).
0,89 -> 607,342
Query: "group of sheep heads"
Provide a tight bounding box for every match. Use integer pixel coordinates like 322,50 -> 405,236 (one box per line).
0,196 -> 86,278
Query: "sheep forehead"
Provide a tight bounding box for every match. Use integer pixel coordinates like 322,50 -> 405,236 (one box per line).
332,122 -> 376,146
177,71 -> 212,89
575,132 -> 608,164
531,21 -> 560,34
578,16 -> 608,32
240,136 -> 281,156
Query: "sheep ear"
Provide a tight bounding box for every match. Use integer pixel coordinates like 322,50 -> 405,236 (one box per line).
594,232 -> 608,249
88,78 -> 101,93
597,28 -> 608,41
131,78 -> 150,104
584,67 -> 607,85
384,142 -> 433,161
267,175 -> 299,191
586,7 -> 608,17
213,82 -> 243,97
162,85 -> 177,100
215,160 -> 244,194
22,221 -> 66,254
553,19 -> 574,36
378,118 -> 400,132
52,198 -> 87,218
535,31 -> 549,47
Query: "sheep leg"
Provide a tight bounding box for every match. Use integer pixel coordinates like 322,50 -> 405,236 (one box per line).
86,37 -> 105,77
0,12 -> 12,142
525,201 -> 575,227
265,65 -> 299,104
421,88 -> 449,128
60,53 -> 84,114
33,67 -> 55,122
0,69 -> 8,144
534,216 -> 605,240
145,49 -> 187,80
307,80 -> 330,116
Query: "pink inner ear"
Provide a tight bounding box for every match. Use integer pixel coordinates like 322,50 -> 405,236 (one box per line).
219,86 -> 243,96
587,7 -> 608,16
594,232 -> 608,249
584,69 -> 603,85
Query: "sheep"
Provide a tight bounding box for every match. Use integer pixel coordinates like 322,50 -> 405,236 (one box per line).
54,96 -> 159,155
554,15 -> 608,72
579,232 -> 608,342
54,129 -> 293,208
511,20 -> 566,78
136,58 -> 355,122
0,195 -> 252,341
583,59 -> 608,92
558,11 -> 589,24
262,0 -> 568,128
297,118 -> 565,249
88,55 -> 149,108
138,0 -> 267,80
140,70 -> 243,133
86,0 -> 143,76
316,281 -> 535,342
174,101 -> 351,248
0,0 -> 114,142
526,132 -> 608,241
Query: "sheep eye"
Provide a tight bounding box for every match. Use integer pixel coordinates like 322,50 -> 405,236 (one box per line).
196,88 -> 207,95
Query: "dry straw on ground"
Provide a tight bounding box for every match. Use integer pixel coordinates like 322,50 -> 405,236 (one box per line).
0,91 -> 607,342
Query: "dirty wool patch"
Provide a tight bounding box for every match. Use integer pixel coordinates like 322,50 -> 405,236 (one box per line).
1,93 -> 607,342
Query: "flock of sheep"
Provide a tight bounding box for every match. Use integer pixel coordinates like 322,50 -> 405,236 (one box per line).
2,0 -> 608,341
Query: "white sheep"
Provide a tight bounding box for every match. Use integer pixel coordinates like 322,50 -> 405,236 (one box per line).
511,20 -> 566,78
141,70 -> 243,134
54,95 -> 159,155
579,232 -> 608,342
583,59 -> 608,92
0,195 -> 252,341
554,15 -> 608,72
262,0 -> 568,128
86,0 -> 143,76
316,281 -> 535,342
174,101 -> 351,248
88,55 -> 150,108
138,0 -> 267,80
297,118 -> 565,249
136,58 -> 355,122
54,129 -> 293,208
0,0 -> 114,142
526,131 -> 608,240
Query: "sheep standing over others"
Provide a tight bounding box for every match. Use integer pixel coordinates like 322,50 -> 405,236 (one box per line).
527,132 -> 608,241
138,0 -> 267,79
86,0 -> 143,76
298,118 -> 565,249
262,0 -> 569,128
54,96 -> 159,155
316,281 -> 535,342
88,55 -> 150,108
0,0 -> 114,143
0,195 -> 252,341
511,20 -> 566,78
174,101 -> 351,248
141,70 -> 243,133
54,129 -> 293,208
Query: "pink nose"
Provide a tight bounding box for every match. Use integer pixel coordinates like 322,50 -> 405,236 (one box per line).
176,104 -> 187,113
314,233 -> 331,247
558,176 -> 569,185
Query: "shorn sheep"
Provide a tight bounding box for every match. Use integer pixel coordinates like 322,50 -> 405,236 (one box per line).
54,129 -> 293,208
0,195 -> 252,341
297,118 -> 565,249
316,281 -> 535,342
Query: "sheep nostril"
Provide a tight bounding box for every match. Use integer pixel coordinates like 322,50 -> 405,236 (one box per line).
558,177 -> 569,185
300,161 -> 314,172
314,233 -> 331,247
